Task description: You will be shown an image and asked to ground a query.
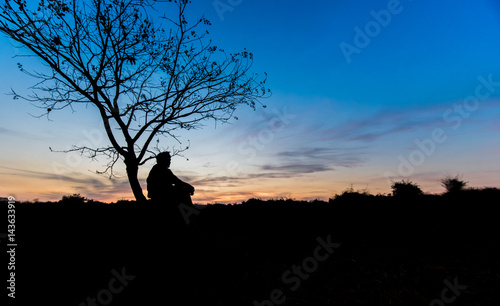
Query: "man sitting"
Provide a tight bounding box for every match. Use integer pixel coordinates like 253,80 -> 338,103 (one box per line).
146,152 -> 195,207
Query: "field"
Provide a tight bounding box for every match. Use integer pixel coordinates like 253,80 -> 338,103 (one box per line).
6,189 -> 500,305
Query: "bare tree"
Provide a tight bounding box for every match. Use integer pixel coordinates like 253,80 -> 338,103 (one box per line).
0,0 -> 269,202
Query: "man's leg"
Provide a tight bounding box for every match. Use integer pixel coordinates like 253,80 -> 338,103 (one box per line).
173,186 -> 193,206
181,191 -> 194,206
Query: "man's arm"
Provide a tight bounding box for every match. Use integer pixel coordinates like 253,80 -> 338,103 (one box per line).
169,170 -> 195,195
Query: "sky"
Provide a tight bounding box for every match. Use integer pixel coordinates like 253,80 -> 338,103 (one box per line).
1,0 -> 500,203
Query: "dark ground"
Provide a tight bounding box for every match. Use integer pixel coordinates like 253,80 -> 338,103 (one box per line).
4,189 -> 500,305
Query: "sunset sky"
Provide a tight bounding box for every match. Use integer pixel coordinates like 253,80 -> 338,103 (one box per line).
1,0 -> 500,203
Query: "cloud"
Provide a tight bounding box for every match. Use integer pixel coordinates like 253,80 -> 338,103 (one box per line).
0,165 -> 133,201
260,163 -> 331,174
193,191 -> 259,203
0,165 -> 114,194
275,147 -> 367,168
190,172 -> 287,187
189,147 -> 365,190
81,179 -> 134,200
316,107 -> 448,143
316,98 -> 500,144
0,126 -> 41,140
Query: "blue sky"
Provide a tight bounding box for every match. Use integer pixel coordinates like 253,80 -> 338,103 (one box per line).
1,0 -> 500,203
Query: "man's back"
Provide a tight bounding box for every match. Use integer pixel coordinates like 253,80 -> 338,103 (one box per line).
147,164 -> 176,200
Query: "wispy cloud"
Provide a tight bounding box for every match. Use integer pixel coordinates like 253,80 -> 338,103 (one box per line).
316,107 -> 446,143
0,165 -> 103,185
0,126 -> 42,140
193,191 -> 258,203
275,147 -> 367,168
317,98 -> 500,143
189,148 -> 364,189
190,172 -> 291,187
260,163 -> 331,174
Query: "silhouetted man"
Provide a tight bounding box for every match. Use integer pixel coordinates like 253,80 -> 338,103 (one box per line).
147,152 -> 195,207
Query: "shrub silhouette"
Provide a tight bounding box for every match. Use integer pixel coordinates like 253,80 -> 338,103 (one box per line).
60,193 -> 87,205
331,185 -> 372,203
440,174 -> 468,193
391,179 -> 423,198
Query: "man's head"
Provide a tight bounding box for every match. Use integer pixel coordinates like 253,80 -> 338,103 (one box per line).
156,152 -> 171,167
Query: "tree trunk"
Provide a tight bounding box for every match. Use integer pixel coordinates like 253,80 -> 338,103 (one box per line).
125,161 -> 147,203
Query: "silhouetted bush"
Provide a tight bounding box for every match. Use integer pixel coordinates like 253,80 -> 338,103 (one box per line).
240,198 -> 266,207
330,185 -> 373,203
330,191 -> 373,203
59,193 -> 87,205
440,174 -> 468,193
391,179 -> 423,198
